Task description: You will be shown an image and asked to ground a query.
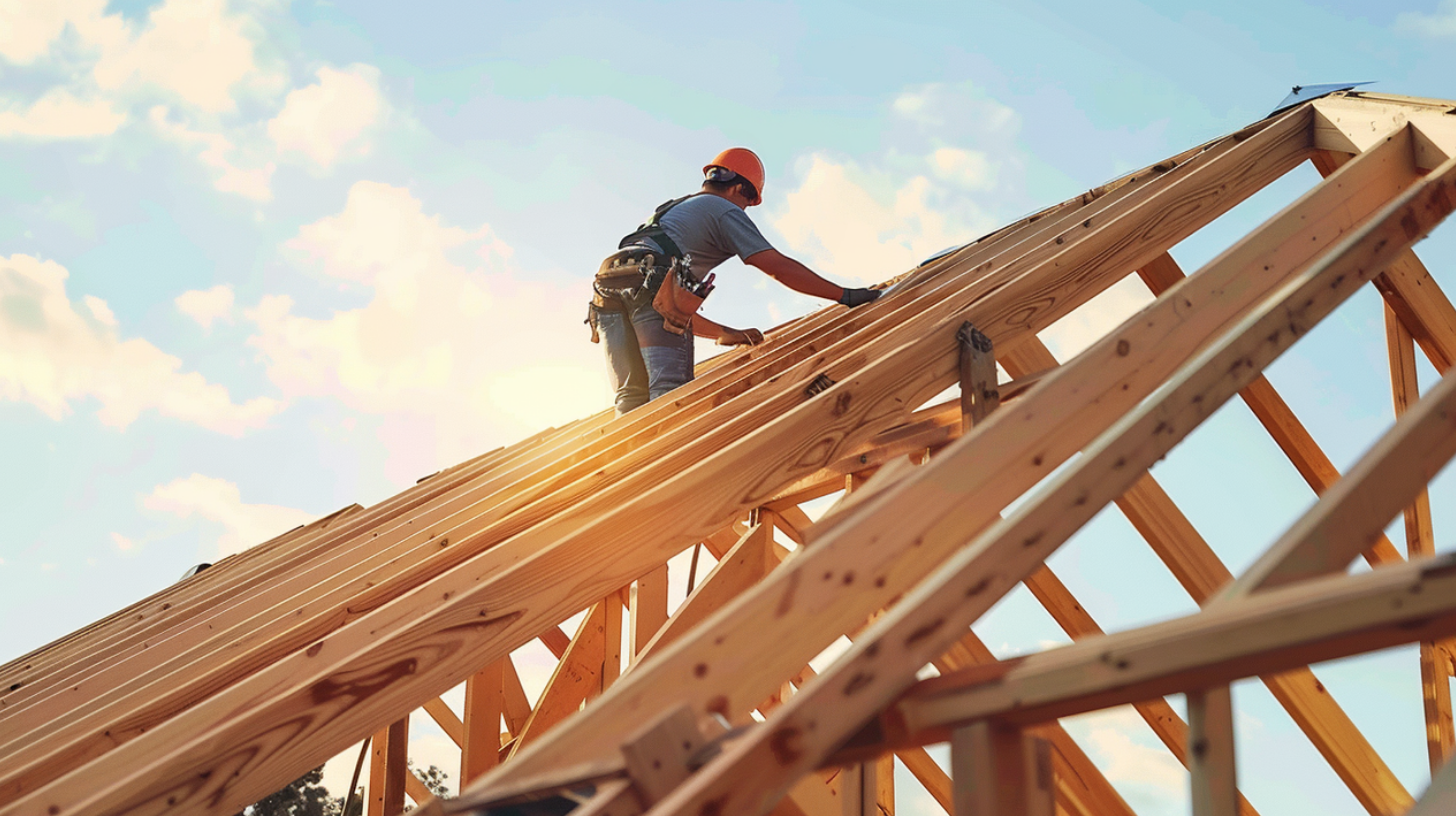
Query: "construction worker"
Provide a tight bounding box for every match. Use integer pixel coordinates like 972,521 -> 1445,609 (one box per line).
589,147 -> 881,415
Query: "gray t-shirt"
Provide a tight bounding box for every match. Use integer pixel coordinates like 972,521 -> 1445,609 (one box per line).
645,194 -> 774,275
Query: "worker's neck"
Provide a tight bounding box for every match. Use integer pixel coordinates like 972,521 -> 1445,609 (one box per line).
702,187 -> 752,210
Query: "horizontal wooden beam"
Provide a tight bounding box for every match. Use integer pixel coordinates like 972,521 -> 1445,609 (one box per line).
895,552 -> 1456,734
1312,93 -> 1456,169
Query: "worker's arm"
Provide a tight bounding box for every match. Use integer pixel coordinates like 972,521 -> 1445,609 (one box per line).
693,314 -> 764,346
744,249 -> 879,306
744,249 -> 842,300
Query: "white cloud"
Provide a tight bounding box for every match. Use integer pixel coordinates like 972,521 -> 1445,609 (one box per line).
0,2 -> 76,65
1396,0 -> 1456,37
1065,707 -> 1186,809
0,253 -> 282,434
93,0 -> 261,113
110,531 -> 134,552
771,155 -> 997,285
1037,273 -> 1155,362
248,181 -> 608,482
83,294 -> 117,326
767,82 -> 1025,285
175,284 -> 236,330
930,147 -> 996,191
0,0 -> 119,66
0,89 -> 126,139
2,0 -> 268,115
285,180 -> 502,287
150,106 -> 275,201
1086,721 -> 1185,795
269,64 -> 385,169
892,83 -> 1020,136
143,474 -> 315,557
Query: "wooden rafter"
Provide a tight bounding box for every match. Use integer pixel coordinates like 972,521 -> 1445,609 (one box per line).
10,92 -> 1456,816
541,123 -> 1454,816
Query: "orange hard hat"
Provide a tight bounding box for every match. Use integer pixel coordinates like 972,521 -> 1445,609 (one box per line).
703,147 -> 765,205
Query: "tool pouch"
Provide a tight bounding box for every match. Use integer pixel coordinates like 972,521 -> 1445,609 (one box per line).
652,259 -> 710,335
584,304 -> 601,343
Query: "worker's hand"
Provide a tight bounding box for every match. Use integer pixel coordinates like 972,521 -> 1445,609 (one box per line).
838,287 -> 882,308
717,327 -> 765,346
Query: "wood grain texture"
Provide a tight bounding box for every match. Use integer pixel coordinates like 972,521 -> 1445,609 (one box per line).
898,553 -> 1456,730
641,125 -> 1436,816
32,98 -> 1456,816
1386,304 -> 1456,772
9,104 -> 1313,816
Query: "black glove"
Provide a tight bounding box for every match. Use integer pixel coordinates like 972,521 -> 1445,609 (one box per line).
838,287 -> 881,307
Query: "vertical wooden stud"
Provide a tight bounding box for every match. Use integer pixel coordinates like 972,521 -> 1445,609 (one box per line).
602,592 -> 623,692
461,659 -> 504,784
631,563 -> 670,661
876,753 -> 896,815
1026,737 -> 1053,816
951,721 -> 1049,816
1387,302 -> 1456,771
841,761 -> 877,816
367,727 -> 387,816
500,656 -> 532,738
369,717 -> 409,816
1189,686 -> 1238,816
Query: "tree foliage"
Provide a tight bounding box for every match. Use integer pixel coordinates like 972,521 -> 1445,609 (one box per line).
235,760 -> 450,816
234,767 -> 344,816
407,761 -> 452,806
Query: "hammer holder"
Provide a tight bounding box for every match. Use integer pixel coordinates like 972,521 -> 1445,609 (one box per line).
652,258 -> 712,336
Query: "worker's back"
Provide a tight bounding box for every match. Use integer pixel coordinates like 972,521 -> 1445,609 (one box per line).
651,194 -> 772,274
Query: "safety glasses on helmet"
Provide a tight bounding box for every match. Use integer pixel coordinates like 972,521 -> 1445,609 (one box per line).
704,166 -> 759,203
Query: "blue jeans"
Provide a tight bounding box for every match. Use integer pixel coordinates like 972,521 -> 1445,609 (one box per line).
594,302 -> 694,415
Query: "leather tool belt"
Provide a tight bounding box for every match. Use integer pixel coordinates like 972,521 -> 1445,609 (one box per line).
587,245 -> 711,339
591,246 -> 662,311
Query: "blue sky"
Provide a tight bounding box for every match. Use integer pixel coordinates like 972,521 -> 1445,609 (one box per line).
4,1 -> 1456,813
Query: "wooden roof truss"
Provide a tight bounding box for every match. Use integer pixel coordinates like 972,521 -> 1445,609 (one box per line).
5,91 -> 1456,816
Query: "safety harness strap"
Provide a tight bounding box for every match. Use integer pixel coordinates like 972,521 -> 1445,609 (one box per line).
616,194 -> 698,259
